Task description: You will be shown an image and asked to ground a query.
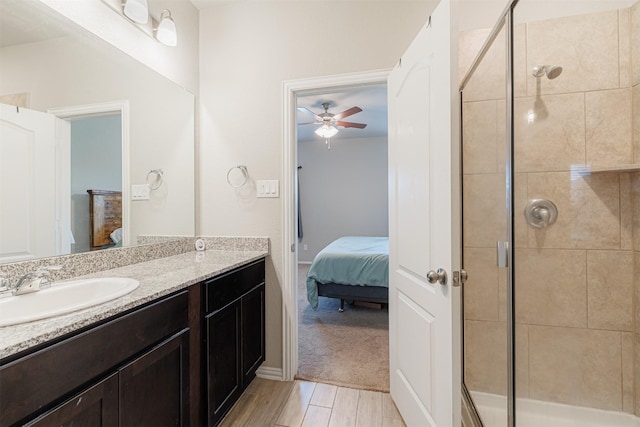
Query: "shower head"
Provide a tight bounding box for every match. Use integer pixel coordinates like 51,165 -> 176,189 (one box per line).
532,65 -> 563,79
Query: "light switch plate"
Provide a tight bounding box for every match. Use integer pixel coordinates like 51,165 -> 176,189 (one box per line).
131,184 -> 150,200
256,180 -> 279,198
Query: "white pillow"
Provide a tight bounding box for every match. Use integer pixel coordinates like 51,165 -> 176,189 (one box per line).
110,228 -> 123,244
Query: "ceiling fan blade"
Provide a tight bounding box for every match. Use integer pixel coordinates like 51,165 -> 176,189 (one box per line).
336,121 -> 367,129
297,122 -> 319,126
333,106 -> 362,120
297,107 -> 321,121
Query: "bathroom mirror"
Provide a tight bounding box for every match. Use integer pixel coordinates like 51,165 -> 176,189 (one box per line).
0,0 -> 195,263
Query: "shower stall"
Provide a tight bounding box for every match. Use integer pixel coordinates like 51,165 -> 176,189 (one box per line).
460,0 -> 640,426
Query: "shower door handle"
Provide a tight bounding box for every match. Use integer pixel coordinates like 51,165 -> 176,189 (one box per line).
453,270 -> 468,287
426,268 -> 448,285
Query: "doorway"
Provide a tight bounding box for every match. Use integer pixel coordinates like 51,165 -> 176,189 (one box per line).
281,70 -> 390,382
48,101 -> 130,248
68,114 -> 122,253
295,84 -> 390,390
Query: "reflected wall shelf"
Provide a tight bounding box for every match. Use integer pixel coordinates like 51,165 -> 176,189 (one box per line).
576,163 -> 640,175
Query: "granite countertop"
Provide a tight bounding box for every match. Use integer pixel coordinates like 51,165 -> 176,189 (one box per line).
0,249 -> 267,360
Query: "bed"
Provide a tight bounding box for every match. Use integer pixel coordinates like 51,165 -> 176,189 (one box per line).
305,236 -> 389,312
87,190 -> 122,250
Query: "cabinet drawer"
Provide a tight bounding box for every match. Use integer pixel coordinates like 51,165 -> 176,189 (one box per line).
205,259 -> 265,313
0,291 -> 188,427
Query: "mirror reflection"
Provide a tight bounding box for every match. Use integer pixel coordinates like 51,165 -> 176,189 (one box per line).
0,0 -> 195,263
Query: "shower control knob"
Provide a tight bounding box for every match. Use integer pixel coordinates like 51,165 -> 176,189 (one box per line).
427,268 -> 448,285
524,199 -> 558,229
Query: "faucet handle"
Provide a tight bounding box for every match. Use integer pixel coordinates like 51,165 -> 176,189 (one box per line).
35,265 -> 63,275
0,272 -> 10,292
36,265 -> 63,288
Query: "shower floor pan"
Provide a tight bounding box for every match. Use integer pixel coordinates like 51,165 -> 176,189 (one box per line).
471,391 -> 640,427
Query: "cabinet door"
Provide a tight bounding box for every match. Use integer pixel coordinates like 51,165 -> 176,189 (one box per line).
241,283 -> 265,388
119,329 -> 189,427
25,373 -> 118,427
206,300 -> 241,426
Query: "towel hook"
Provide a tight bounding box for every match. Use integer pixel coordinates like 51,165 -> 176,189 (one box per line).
146,169 -> 164,190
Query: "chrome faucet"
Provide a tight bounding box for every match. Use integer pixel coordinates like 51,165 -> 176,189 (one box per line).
12,266 -> 63,296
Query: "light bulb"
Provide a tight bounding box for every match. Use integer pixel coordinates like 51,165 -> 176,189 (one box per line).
156,10 -> 177,47
123,0 -> 149,24
315,124 -> 338,138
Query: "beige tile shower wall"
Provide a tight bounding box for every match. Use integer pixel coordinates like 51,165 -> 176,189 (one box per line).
630,0 -> 639,417
462,4 -> 639,413
634,172 -> 640,415
633,2 -> 640,87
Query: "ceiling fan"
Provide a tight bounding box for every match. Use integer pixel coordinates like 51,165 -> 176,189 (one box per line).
297,102 -> 367,147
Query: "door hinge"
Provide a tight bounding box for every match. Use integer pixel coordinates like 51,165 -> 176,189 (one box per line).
291,243 -> 295,253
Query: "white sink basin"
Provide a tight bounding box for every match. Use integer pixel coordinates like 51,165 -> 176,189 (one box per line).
0,277 -> 140,327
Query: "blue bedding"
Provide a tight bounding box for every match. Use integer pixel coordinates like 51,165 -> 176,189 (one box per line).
306,236 -> 389,309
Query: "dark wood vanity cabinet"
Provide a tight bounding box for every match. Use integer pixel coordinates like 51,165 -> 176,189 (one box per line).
0,291 -> 190,427
23,330 -> 190,427
0,257 -> 266,427
205,259 -> 266,426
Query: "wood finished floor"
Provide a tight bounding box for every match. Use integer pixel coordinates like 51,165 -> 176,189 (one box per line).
220,377 -> 406,427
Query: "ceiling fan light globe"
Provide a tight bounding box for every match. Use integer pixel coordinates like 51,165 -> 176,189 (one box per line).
315,125 -> 338,138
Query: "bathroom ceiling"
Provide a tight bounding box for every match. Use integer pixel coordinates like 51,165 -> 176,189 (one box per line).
0,1 -> 69,48
296,84 -> 388,143
190,0 -> 381,8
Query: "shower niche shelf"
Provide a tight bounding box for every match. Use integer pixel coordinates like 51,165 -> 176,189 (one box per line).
576,163 -> 640,175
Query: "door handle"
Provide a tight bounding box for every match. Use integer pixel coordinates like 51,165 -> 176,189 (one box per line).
426,268 -> 447,285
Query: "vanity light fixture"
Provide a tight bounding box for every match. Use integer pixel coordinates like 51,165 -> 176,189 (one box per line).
155,10 -> 177,47
102,0 -> 178,47
123,0 -> 149,24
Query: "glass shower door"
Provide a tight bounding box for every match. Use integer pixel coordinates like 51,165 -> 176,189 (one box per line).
461,20 -> 510,427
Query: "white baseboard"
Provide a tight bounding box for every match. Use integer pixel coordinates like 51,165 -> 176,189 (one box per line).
256,365 -> 284,381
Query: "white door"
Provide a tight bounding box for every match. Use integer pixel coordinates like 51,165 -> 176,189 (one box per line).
387,0 -> 460,425
0,104 -> 70,262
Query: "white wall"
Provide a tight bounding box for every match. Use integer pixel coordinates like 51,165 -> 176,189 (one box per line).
297,136 -> 388,263
198,0 -> 434,372
36,0 -> 199,94
70,115 -> 122,253
0,36 -> 195,243
458,0 -> 639,31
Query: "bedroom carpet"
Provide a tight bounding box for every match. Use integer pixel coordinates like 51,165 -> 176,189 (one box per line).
296,264 -> 390,392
